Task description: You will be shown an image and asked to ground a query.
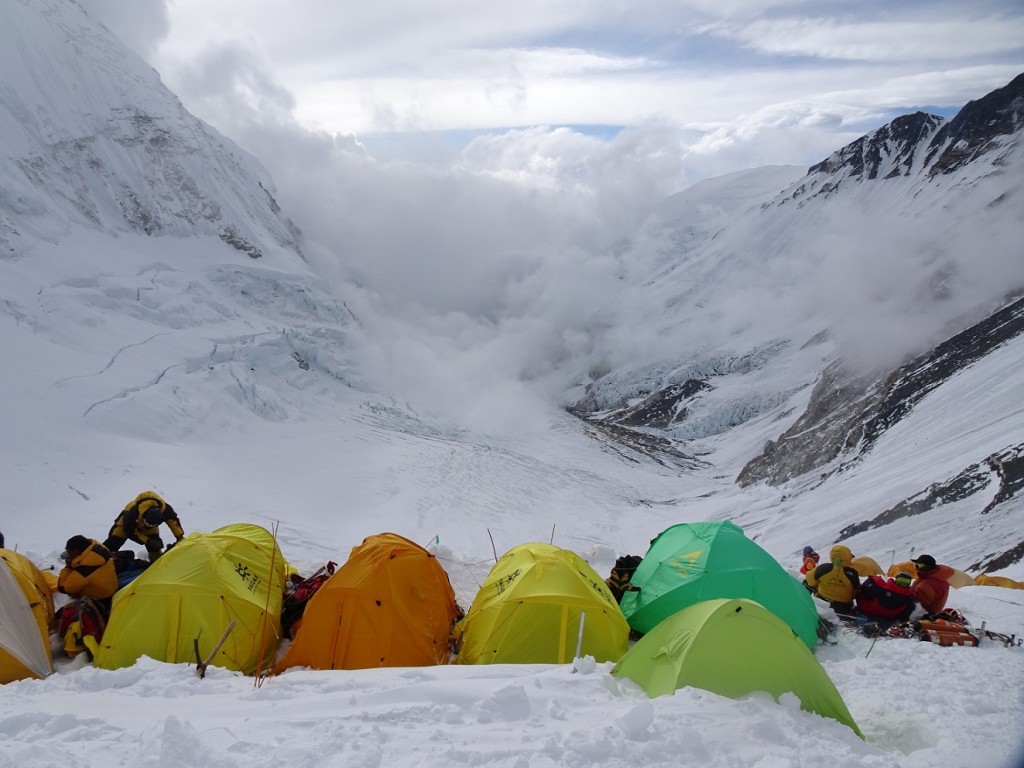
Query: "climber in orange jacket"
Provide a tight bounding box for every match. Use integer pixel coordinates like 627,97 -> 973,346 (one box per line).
911,554 -> 955,616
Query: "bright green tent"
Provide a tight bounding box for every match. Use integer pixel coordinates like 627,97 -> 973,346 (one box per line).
620,521 -> 818,649
613,598 -> 862,737
94,524 -> 287,675
454,542 -> 629,665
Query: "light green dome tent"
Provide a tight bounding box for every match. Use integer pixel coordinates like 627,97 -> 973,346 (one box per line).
94,524 -> 288,675
620,521 -> 818,649
613,598 -> 862,737
454,542 -> 629,665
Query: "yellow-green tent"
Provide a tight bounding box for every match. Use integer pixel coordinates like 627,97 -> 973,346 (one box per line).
0,549 -> 54,683
95,524 -> 287,674
613,598 -> 862,737
455,542 -> 629,665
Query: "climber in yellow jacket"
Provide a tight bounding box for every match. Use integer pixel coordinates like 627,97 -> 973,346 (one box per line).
57,536 -> 118,605
103,491 -> 185,561
808,544 -> 861,615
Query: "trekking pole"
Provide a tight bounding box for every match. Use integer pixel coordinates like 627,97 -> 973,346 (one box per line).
550,524 -> 556,545
865,631 -> 880,659
885,549 -> 896,570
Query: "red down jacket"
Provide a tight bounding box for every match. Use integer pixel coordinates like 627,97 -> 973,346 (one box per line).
855,575 -> 916,620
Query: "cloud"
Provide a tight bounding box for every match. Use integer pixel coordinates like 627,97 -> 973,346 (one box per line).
679,101 -> 877,184
151,0 -> 1024,139
705,15 -> 1024,62
137,6 -> 1024,425
154,36 -> 692,425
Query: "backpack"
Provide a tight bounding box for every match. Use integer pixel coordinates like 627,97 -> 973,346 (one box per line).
856,575 -> 916,620
112,550 -> 149,587
606,555 -> 643,603
56,597 -> 109,660
281,562 -> 336,637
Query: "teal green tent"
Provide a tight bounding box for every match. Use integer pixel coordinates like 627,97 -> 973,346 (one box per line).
613,598 -> 861,737
620,521 -> 818,649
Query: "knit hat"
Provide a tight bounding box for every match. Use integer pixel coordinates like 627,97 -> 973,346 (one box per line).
142,506 -> 164,526
802,546 -> 815,556
61,535 -> 90,559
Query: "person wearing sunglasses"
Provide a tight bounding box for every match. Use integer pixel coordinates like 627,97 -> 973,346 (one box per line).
910,554 -> 955,617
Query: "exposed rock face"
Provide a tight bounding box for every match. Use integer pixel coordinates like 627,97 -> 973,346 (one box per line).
734,360 -> 874,488
925,72 -> 1024,176
807,111 -> 944,180
778,72 -> 1023,207
605,379 -> 711,430
570,341 -> 792,441
830,443 -> 1024,571
570,416 -> 708,471
737,294 -> 1024,487
836,443 -> 1024,540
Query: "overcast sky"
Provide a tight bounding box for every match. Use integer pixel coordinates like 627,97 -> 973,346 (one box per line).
83,0 -> 1023,181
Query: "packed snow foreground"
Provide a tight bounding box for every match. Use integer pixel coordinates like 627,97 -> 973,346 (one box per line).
1,551 -> 1022,768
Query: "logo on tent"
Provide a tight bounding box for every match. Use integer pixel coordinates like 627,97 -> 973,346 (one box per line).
234,562 -> 262,593
495,568 -> 522,595
668,549 -> 704,576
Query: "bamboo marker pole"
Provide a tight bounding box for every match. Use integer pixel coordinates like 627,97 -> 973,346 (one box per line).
254,520 -> 281,687
487,529 -> 498,563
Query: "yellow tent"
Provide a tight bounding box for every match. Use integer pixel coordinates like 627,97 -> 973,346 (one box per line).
0,549 -> 54,683
274,532 -> 461,672
889,561 -> 976,588
851,556 -> 884,577
973,574 -> 1024,590
455,542 -> 629,665
95,524 -> 287,675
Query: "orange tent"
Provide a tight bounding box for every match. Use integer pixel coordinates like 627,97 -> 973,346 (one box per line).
274,533 -> 460,672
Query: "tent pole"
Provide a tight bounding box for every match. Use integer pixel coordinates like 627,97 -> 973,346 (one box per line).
571,611 -> 587,672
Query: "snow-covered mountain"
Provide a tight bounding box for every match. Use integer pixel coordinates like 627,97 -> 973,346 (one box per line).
571,73 -> 1024,571
1,0 -> 1021,577
0,0 -> 368,443
1,0 -> 301,261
